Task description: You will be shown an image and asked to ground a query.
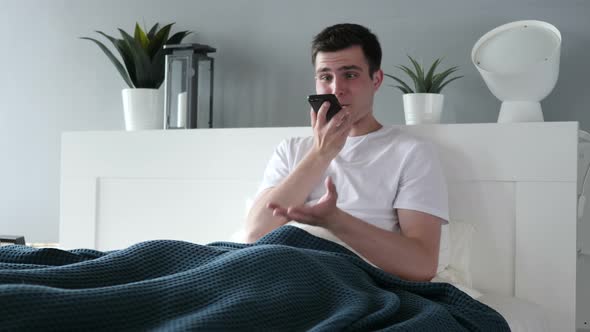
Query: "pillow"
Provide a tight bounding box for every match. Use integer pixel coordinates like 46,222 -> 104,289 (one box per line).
432,220 -> 482,299
438,224 -> 450,273
228,197 -> 256,242
438,220 -> 476,288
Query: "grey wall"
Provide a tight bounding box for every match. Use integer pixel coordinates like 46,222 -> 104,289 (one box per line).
1,0 -> 589,243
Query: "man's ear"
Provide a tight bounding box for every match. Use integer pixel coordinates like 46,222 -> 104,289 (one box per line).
372,69 -> 384,91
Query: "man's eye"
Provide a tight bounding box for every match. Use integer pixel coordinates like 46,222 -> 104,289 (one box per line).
319,75 -> 333,81
345,72 -> 358,79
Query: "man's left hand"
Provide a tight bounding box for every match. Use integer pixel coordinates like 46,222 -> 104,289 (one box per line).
267,176 -> 340,228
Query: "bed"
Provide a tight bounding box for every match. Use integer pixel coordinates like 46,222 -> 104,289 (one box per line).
52,122 -> 579,330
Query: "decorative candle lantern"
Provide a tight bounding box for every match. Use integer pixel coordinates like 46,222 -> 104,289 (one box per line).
163,43 -> 216,129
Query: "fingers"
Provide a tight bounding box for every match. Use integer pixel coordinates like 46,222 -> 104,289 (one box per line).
331,111 -> 351,129
286,206 -> 314,223
316,101 -> 330,127
288,205 -> 313,216
325,113 -> 351,146
267,202 -> 303,220
273,208 -> 288,218
314,101 -> 351,132
267,202 -> 286,214
324,176 -> 338,202
325,176 -> 336,194
266,202 -> 314,223
268,204 -> 288,218
267,202 -> 281,210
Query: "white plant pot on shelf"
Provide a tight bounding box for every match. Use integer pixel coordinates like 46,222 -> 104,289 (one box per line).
122,88 -> 163,130
403,93 -> 444,125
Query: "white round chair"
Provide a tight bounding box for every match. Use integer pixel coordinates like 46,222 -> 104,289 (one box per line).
471,20 -> 562,123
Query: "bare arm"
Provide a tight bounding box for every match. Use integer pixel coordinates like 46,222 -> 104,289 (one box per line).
244,150 -> 331,242
244,104 -> 352,242
269,177 -> 442,281
328,208 -> 441,281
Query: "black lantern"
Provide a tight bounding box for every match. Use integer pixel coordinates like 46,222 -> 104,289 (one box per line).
163,43 -> 216,129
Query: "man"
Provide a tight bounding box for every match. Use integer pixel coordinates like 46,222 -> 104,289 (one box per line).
244,23 -> 448,282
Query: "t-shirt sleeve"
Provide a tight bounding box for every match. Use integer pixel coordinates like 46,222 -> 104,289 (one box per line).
255,139 -> 292,196
393,141 -> 449,222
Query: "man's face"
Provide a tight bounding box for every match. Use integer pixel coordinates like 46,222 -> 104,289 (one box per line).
314,45 -> 383,125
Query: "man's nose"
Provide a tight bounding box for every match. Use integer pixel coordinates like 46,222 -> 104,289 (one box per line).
332,77 -> 346,96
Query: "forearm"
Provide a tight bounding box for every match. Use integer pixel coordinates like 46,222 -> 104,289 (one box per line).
327,210 -> 438,281
244,150 -> 332,242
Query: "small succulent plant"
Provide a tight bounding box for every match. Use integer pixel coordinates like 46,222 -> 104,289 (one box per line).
385,55 -> 463,94
81,23 -> 191,89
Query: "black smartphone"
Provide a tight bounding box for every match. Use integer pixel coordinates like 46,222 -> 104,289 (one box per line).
307,94 -> 342,122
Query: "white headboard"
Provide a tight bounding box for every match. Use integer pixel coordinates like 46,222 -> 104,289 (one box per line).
59,122 -> 579,331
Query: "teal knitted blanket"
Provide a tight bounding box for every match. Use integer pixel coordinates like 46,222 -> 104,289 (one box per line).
0,226 -> 509,331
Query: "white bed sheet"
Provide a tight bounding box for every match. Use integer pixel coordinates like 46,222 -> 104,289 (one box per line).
477,294 -> 550,332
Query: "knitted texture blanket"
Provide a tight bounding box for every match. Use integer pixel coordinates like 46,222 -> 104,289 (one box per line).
0,226 -> 509,331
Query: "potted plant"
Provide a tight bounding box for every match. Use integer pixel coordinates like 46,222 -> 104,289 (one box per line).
81,23 -> 191,130
385,56 -> 463,125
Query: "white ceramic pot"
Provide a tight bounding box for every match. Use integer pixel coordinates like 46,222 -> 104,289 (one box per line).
121,88 -> 163,130
402,93 -> 444,125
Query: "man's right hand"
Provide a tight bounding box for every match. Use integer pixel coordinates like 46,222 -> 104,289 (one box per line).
310,101 -> 352,160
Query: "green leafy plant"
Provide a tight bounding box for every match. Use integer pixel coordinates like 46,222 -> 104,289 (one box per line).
385,56 -> 463,94
81,23 -> 191,89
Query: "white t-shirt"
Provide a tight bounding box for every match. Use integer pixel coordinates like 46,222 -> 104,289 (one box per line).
257,125 -> 449,232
